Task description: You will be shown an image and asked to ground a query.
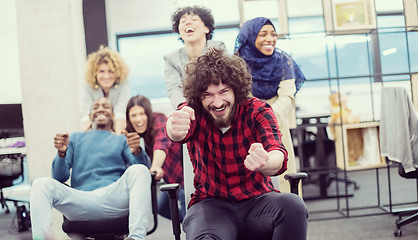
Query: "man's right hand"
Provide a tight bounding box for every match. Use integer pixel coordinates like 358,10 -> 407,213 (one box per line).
54,133 -> 69,156
167,106 -> 195,142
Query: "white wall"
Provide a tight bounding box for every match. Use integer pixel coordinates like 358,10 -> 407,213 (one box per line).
0,1 -> 21,104
15,0 -> 86,181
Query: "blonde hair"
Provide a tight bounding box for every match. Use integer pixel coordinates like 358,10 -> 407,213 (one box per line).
85,45 -> 130,88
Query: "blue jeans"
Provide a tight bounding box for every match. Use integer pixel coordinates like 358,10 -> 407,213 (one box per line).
158,186 -> 186,222
30,164 -> 151,240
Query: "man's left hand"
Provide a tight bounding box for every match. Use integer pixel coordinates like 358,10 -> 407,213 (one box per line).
244,143 -> 269,172
123,130 -> 141,155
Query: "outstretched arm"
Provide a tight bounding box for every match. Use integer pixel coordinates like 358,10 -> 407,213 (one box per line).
244,143 -> 285,176
149,149 -> 166,181
166,106 -> 195,142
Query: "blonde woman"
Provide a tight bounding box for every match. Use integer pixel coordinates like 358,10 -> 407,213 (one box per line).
81,46 -> 130,134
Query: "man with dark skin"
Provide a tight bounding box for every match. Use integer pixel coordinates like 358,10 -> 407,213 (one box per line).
30,97 -> 151,240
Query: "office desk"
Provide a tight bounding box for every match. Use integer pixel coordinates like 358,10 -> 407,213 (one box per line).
0,147 -> 26,155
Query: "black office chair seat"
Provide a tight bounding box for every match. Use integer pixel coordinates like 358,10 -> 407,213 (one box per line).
62,172 -> 158,239
63,215 -> 129,239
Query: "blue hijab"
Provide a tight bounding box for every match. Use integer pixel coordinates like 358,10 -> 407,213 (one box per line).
234,17 -> 306,99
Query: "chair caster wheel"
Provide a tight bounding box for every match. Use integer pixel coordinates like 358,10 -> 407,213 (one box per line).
394,229 -> 402,237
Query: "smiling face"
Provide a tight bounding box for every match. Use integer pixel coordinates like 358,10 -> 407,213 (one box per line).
255,24 -> 277,56
178,13 -> 209,43
89,98 -> 114,130
128,105 -> 148,134
201,82 -> 236,128
96,63 -> 116,94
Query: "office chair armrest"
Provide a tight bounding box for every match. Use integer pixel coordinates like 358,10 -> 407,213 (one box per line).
284,172 -> 308,195
284,172 -> 308,181
160,183 -> 181,239
160,183 -> 180,193
148,172 -> 158,234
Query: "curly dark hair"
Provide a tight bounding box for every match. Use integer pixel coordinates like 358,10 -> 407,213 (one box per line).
183,48 -> 252,110
171,6 -> 215,43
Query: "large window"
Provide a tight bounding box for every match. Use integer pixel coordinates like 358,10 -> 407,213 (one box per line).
116,0 -> 416,119
117,27 -> 239,101
118,32 -> 182,100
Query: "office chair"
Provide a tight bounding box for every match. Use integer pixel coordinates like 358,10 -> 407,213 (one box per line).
379,87 -> 418,237
0,152 -> 25,214
291,116 -> 359,200
160,144 -> 308,240
62,172 -> 159,239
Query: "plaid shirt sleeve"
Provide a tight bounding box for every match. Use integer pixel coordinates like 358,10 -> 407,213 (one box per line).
152,113 -> 171,154
253,100 -> 288,175
153,113 -> 184,184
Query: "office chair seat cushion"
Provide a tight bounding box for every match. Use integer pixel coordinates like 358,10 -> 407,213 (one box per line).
398,164 -> 418,179
62,215 -> 128,235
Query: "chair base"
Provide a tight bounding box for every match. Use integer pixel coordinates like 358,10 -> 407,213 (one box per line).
394,210 -> 418,237
0,189 -> 10,213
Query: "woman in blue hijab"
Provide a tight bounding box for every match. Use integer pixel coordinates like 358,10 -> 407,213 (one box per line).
234,17 -> 306,194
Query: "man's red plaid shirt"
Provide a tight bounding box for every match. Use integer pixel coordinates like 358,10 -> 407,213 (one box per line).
173,97 -> 288,207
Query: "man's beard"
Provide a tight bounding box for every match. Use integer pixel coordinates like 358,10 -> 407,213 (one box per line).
204,103 -> 236,128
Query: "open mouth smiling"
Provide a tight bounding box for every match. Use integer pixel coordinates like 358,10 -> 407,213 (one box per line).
185,27 -> 195,33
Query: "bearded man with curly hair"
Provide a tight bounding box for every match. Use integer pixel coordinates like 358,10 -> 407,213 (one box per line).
166,48 -> 308,240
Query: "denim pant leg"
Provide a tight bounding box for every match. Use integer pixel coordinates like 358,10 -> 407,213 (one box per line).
30,177 -> 103,240
102,164 -> 151,240
30,164 -> 151,240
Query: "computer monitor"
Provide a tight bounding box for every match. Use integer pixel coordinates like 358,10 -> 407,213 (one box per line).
0,104 -> 24,138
